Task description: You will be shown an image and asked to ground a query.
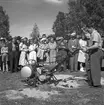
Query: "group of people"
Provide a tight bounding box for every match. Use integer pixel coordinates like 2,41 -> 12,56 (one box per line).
0,34 -> 57,73
68,26 -> 104,88
19,34 -> 57,68
0,26 -> 104,88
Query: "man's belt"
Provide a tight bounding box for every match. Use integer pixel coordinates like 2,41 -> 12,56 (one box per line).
58,48 -> 68,51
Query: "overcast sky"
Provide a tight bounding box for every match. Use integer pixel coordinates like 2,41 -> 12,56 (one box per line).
0,0 -> 68,38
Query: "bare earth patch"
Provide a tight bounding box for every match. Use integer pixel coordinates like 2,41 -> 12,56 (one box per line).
5,88 -> 59,100
0,71 -> 104,105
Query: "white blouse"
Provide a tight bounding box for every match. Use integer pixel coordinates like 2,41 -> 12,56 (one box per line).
29,44 -> 37,52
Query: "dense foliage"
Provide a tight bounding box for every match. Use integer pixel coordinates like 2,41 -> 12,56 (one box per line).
0,6 -> 11,39
53,0 -> 104,37
52,11 -> 66,37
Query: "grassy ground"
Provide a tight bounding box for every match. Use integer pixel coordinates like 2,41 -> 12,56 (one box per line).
0,70 -> 104,105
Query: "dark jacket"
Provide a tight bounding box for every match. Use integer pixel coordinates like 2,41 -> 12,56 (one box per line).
8,42 -> 19,53
68,38 -> 80,53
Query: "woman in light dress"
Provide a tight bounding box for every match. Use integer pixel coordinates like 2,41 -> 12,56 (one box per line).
28,39 -> 38,64
19,38 -> 28,67
49,37 -> 57,64
78,34 -> 87,72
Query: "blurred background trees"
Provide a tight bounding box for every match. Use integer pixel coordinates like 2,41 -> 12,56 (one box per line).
30,23 -> 40,40
53,0 -> 104,37
0,6 -> 11,39
52,11 -> 66,37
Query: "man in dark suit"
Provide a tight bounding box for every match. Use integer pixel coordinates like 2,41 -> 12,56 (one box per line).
8,38 -> 19,72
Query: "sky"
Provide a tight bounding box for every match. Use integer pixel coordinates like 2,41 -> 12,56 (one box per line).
0,0 -> 69,38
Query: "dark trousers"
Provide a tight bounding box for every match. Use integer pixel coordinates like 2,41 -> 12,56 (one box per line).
70,53 -> 78,71
17,51 -> 20,66
0,55 -> 2,70
56,49 -> 67,71
87,49 -> 103,86
9,51 -> 18,72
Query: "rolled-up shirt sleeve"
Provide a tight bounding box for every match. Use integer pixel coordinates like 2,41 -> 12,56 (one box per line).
92,31 -> 100,43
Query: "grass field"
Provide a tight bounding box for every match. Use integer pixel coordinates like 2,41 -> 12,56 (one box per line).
0,70 -> 104,105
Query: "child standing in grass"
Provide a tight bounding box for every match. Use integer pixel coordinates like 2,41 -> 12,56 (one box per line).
1,39 -> 8,72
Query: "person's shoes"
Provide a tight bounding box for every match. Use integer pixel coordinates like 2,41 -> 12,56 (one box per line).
80,67 -> 85,72
85,79 -> 89,82
70,70 -> 74,72
84,74 -> 88,77
3,71 -> 5,73
11,71 -> 15,73
89,85 -> 102,88
93,85 -> 102,88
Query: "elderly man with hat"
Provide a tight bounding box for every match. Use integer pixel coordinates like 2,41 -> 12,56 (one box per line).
68,31 -> 80,72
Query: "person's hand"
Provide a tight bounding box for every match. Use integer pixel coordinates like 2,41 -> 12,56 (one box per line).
72,46 -> 76,48
82,46 -> 87,52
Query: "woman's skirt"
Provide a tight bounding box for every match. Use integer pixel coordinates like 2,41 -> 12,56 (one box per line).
19,51 -> 27,66
78,50 -> 86,63
28,51 -> 37,63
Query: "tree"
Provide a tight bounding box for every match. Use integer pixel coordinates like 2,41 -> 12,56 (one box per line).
52,2 -> 86,37
65,0 -> 87,34
0,6 -> 10,39
53,0 -> 104,37
30,23 -> 40,40
80,0 -> 104,29
52,11 -> 66,37
67,0 -> 104,36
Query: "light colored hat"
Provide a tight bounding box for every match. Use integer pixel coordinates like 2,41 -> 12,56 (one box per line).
0,37 -> 4,40
21,37 -> 25,40
56,37 -> 63,40
0,37 -> 5,41
71,32 -> 76,36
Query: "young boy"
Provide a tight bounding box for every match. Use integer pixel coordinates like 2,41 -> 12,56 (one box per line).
1,39 -> 8,72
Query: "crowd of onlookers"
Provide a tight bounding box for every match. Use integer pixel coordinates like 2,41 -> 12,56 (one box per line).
0,34 -> 58,73
0,29 -> 104,73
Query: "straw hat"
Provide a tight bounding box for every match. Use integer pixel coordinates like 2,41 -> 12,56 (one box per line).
0,37 -> 4,40
40,38 -> 47,42
56,37 -> 63,41
71,32 -> 76,36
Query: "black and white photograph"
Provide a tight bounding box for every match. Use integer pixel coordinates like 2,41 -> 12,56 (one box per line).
0,0 -> 104,105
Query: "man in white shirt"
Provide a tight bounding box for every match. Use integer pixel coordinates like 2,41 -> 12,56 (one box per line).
83,27 -> 103,88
